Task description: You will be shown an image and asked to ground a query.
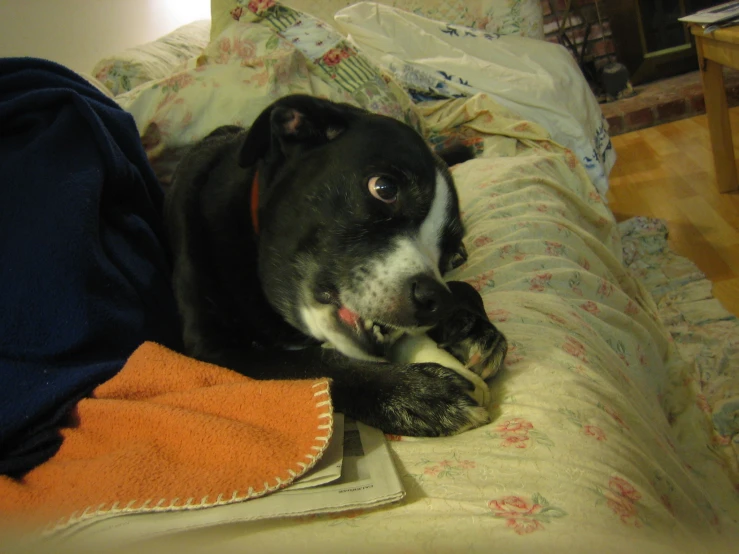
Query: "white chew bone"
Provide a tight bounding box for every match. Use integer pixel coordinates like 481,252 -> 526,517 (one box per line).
387,334 -> 491,407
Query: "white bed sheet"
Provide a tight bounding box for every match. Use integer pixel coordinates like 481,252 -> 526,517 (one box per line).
333,2 -> 615,197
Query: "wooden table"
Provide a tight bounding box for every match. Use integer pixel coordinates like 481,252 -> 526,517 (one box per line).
690,24 -> 739,193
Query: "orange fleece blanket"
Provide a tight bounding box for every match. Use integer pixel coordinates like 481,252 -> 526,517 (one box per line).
0,342 -> 333,532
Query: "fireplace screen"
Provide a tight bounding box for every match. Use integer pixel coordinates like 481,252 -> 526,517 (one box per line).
607,0 -> 727,83
641,1 -> 718,53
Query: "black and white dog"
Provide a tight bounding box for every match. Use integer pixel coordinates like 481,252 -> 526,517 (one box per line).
165,94 -> 507,436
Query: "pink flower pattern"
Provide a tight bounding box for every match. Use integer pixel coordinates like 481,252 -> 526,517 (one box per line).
496,418 -> 534,435
696,394 -> 711,415
601,404 -> 630,431
624,300 -> 640,315
564,149 -> 578,170
247,0 -> 275,15
583,425 -> 606,441
466,270 -> 495,292
160,73 -> 195,92
498,244 -> 521,260
489,418 -> 554,450
660,494 -> 675,516
474,235 -> 493,248
495,417 -> 534,449
601,476 -> 644,527
506,518 -> 543,534
547,312 -> 568,326
501,435 -> 530,449
560,408 -> 608,442
321,47 -> 352,67
597,279 -> 615,298
544,241 -> 565,256
487,308 -> 511,323
504,342 -> 524,365
488,494 -> 567,535
562,336 -> 588,362
529,272 -> 553,292
421,458 -> 476,478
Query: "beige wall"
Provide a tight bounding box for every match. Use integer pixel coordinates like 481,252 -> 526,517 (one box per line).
0,0 -> 210,74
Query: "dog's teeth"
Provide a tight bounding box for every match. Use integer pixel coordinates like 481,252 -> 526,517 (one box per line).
372,325 -> 385,343
364,319 -> 374,331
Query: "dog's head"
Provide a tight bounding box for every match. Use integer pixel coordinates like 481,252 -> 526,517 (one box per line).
240,95 -> 470,360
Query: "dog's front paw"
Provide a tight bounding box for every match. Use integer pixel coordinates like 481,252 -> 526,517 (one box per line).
442,321 -> 507,380
430,310 -> 507,380
429,281 -> 508,380
370,363 -> 491,436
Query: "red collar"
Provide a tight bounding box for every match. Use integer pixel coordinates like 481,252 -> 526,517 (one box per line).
251,171 -> 260,235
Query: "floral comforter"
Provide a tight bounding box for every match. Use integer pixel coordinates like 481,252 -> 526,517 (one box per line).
620,217 -> 739,482
93,93 -> 739,553
85,1 -> 739,551
196,96 -> 736,554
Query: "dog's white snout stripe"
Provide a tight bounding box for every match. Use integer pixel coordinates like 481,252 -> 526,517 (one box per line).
417,169 -> 451,280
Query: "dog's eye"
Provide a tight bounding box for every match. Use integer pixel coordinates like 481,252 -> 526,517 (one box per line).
368,176 -> 398,204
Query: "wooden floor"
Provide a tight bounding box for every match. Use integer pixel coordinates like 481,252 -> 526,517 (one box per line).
606,107 -> 739,317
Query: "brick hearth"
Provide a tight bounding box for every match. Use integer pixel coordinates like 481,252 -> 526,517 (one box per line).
601,68 -> 739,136
538,1 -> 739,136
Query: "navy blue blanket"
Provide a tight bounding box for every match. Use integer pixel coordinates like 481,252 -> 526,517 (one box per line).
0,58 -> 182,476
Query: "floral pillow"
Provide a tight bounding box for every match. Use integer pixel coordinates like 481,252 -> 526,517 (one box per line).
117,1 -> 421,186
229,1 -> 421,127
212,0 -> 544,41
93,20 -> 211,96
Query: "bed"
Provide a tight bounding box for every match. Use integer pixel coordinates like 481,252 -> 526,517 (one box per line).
5,1 -> 739,552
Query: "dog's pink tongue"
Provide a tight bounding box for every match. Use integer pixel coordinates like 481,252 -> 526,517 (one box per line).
338,306 -> 360,328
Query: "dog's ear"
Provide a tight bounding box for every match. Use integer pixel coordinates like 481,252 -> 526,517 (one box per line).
238,95 -> 357,168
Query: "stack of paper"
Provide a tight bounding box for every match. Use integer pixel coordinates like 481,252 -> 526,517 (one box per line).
24,415 -> 405,551
679,1 -> 739,32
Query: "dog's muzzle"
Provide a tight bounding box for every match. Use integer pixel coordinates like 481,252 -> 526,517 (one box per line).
312,272 -> 454,359
408,274 -> 453,326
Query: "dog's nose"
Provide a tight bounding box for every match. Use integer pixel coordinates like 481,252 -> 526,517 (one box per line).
411,274 -> 453,325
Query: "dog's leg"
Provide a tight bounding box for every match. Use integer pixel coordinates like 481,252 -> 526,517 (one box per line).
436,143 -> 475,167
427,281 -> 507,380
196,346 -> 490,437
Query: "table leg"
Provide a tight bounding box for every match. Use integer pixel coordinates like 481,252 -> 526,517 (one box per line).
697,38 -> 739,193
